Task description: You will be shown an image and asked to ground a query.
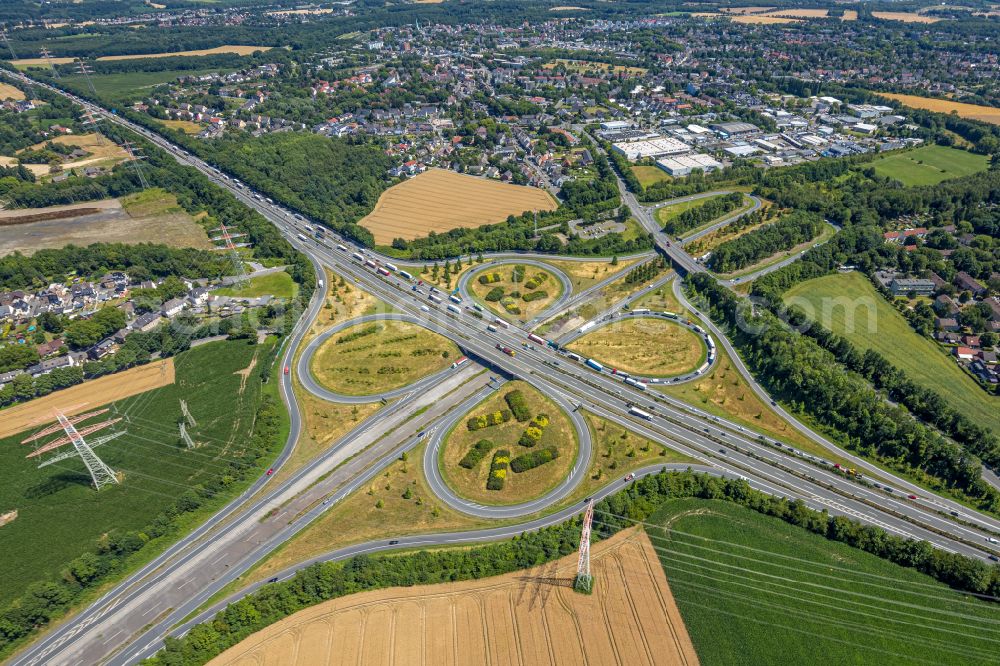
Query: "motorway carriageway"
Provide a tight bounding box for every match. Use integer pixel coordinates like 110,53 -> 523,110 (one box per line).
14,74 -> 1000,663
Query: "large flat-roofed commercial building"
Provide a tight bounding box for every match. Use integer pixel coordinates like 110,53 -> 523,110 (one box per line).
710,121 -> 759,137
612,136 -> 690,160
656,153 -> 723,176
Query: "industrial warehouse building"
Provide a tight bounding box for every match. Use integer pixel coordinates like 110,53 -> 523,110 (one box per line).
656,153 -> 723,176
612,136 -> 690,160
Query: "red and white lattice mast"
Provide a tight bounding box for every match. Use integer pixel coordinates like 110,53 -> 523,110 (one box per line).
25,409 -> 124,490
574,499 -> 594,593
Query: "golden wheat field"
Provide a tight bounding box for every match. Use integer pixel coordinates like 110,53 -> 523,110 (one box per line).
360,168 -> 557,245
0,360 -> 175,439
871,11 -> 942,23
95,45 -> 270,61
207,529 -> 699,666
730,14 -> 801,23
762,8 -> 829,17
0,83 -> 26,100
879,93 -> 1000,126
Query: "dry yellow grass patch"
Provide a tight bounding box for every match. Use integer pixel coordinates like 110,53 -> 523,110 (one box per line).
542,59 -> 647,75
441,380 -> 577,506
872,11 -> 942,22
0,360 -> 174,440
156,119 -> 203,134
731,14 -> 802,23
761,8 -> 828,17
10,57 -> 76,68
361,168 -> 556,245
878,93 -> 1000,126
0,83 -> 26,100
567,318 -> 704,378
26,132 -> 130,171
720,6 -> 776,14
208,529 -> 699,666
245,439 -> 485,585
268,7 -> 335,14
310,320 -> 459,396
96,45 -> 270,61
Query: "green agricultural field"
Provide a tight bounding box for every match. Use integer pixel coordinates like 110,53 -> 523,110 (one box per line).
216,271 -> 297,299
631,165 -> 671,188
0,339 -> 275,608
869,145 -> 989,186
644,498 -> 1000,665
440,380 -> 577,505
309,320 -> 458,396
783,271 -> 999,433
59,68 -> 235,100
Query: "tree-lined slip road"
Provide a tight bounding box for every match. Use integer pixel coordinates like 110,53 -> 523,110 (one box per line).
9,71 -> 1000,666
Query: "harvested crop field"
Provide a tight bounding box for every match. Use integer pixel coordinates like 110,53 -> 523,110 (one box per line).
310,320 -> 459,396
10,57 -> 76,68
95,45 -> 270,61
0,190 -> 214,256
207,528 -> 699,666
362,169 -> 556,245
872,11 -> 942,22
729,14 -> 801,23
0,360 -> 174,440
878,93 -> 1000,126
0,83 -> 26,100
567,318 -> 705,378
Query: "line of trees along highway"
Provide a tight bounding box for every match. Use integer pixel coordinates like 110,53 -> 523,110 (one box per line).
688,273 -> 1000,515
706,210 -> 825,273
142,470 -> 1000,666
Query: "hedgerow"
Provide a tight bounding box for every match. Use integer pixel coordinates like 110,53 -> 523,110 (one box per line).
459,439 -> 496,469
510,446 -> 560,472
504,390 -> 531,422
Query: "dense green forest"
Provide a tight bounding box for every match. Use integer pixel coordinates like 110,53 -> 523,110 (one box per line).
196,132 -> 394,247
142,468 -> 1000,666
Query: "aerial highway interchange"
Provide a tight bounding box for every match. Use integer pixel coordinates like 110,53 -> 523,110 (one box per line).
6,70 -> 1000,666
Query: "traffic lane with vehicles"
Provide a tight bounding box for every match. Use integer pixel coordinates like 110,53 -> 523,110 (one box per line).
27,78 -> 1000,652
669,277 -> 1000,535
106,377 -> 498,666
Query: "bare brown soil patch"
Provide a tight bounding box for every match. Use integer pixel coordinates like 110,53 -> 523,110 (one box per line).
0,191 -> 214,256
360,168 -> 557,245
0,360 -> 175,439
208,529 -> 699,666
